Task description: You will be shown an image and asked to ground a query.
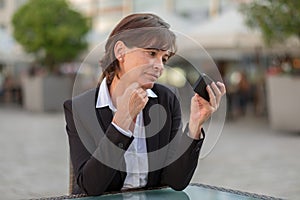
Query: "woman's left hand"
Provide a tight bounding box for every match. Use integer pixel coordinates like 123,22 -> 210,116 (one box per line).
188,81 -> 226,139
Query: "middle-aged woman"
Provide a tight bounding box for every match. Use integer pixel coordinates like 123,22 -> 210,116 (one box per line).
63,13 -> 226,196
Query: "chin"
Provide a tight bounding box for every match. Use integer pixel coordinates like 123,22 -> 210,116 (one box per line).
141,82 -> 154,89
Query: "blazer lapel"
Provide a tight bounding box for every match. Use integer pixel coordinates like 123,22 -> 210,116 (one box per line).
93,85 -> 113,133
143,97 -> 160,152
95,104 -> 127,184
96,106 -> 113,133
144,97 -> 163,187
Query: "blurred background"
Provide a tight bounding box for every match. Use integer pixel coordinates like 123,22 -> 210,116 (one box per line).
1,0 -> 300,199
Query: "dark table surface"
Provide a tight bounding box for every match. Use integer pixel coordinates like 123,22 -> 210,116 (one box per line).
33,184 -> 284,200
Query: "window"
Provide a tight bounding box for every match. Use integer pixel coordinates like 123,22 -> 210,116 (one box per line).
15,0 -> 27,8
0,0 -> 5,9
0,24 -> 6,30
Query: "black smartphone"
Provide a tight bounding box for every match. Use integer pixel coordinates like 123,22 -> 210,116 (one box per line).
192,73 -> 213,102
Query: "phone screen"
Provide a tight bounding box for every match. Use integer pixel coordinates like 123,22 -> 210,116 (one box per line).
192,73 -> 213,102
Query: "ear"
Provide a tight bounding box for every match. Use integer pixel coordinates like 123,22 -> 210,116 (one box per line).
114,41 -> 126,62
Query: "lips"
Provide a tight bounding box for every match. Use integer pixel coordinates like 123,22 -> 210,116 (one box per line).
146,73 -> 159,80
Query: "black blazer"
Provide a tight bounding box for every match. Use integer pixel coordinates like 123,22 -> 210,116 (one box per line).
63,83 -> 204,196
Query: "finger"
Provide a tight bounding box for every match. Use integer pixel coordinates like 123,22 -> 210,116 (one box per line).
194,93 -> 209,105
216,82 -> 226,95
207,85 -> 217,109
137,95 -> 149,110
211,82 -> 222,105
136,88 -> 147,98
130,89 -> 142,105
125,82 -> 140,97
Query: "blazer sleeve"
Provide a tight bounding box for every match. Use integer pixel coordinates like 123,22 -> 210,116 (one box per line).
160,91 -> 204,191
63,100 -> 134,196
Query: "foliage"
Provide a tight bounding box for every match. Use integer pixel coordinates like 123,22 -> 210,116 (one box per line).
12,0 -> 91,72
240,0 -> 300,45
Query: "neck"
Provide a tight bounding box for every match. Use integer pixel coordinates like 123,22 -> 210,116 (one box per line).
109,76 -> 130,107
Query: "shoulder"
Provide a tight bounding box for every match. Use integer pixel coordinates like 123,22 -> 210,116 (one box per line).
152,83 -> 181,108
153,83 -> 175,95
63,88 -> 98,111
153,83 -> 179,100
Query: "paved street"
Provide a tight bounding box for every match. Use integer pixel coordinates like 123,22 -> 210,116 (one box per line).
192,115 -> 300,200
1,105 -> 300,200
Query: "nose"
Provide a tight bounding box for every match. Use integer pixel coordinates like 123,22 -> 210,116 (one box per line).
153,58 -> 164,72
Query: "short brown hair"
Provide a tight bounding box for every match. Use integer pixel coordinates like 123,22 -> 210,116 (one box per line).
99,13 -> 177,86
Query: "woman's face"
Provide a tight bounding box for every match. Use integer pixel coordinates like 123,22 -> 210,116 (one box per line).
119,46 -> 170,89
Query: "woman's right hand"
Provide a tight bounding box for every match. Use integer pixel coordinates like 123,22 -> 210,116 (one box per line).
113,82 -> 149,132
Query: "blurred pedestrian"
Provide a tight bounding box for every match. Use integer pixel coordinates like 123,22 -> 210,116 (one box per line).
237,71 -> 250,116
0,70 -> 3,100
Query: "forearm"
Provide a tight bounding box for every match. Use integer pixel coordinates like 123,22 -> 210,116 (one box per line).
78,155 -> 119,195
75,124 -> 133,195
63,99 -> 134,195
161,126 -> 204,190
188,119 -> 204,139
112,111 -> 134,132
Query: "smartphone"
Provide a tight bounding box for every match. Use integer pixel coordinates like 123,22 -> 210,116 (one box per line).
192,73 -> 213,102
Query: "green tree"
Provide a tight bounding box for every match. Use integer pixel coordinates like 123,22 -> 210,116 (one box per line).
12,0 -> 91,72
240,0 -> 300,45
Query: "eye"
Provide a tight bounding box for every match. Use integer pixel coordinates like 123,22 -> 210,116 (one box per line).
162,57 -> 168,64
148,51 -> 157,57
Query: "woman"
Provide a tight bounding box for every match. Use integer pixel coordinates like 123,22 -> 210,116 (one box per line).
64,13 -> 226,196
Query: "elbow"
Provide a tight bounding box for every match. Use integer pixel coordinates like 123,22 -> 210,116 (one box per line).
77,175 -> 106,196
81,184 -> 106,196
85,189 -> 105,197
165,178 -> 189,191
81,180 -> 107,196
162,171 -> 191,191
169,183 -> 189,191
